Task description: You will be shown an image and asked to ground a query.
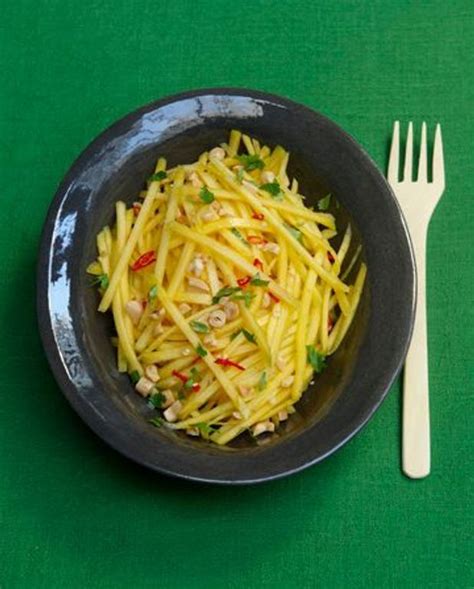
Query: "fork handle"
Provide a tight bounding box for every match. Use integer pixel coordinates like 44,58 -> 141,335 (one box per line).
403,229 -> 431,479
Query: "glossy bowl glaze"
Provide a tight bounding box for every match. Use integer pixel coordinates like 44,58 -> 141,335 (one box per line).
37,89 -> 415,483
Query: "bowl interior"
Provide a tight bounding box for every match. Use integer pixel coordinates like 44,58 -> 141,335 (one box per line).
39,90 -> 415,482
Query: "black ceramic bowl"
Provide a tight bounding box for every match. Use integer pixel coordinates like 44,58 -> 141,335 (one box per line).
37,89 -> 415,484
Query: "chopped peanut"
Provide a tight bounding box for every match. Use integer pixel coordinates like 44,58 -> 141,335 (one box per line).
188,171 -> 203,188
281,375 -> 295,388
252,421 -> 275,436
262,242 -> 280,255
209,146 -> 226,160
261,170 -> 275,184
135,376 -> 155,397
178,303 -> 192,315
163,400 -> 182,423
189,256 -> 205,277
144,365 -> 160,383
238,385 -> 251,397
161,389 -> 175,409
276,353 -> 286,371
125,300 -> 143,325
262,292 -> 271,309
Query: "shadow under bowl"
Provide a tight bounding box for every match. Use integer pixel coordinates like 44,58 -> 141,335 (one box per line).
37,88 -> 415,484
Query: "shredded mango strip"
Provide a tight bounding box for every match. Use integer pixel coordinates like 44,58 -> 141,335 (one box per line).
89,130 -> 366,445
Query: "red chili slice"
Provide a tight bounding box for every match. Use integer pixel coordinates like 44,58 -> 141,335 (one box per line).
172,370 -> 188,384
131,250 -> 156,271
215,358 -> 245,371
192,383 -> 201,393
252,212 -> 265,220
237,276 -> 251,288
327,252 -> 335,263
268,292 -> 280,303
253,258 -> 264,271
247,235 -> 266,245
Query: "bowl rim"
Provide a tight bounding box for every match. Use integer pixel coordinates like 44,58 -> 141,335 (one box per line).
37,87 -> 416,484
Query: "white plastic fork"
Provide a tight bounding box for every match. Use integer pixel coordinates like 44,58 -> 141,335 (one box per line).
388,122 -> 445,479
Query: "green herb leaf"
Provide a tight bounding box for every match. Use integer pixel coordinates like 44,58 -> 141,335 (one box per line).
196,422 -> 217,435
190,320 -> 210,334
196,344 -> 208,358
260,181 -> 282,198
285,224 -> 303,243
231,291 -> 255,308
148,285 -> 158,302
318,194 -> 331,211
149,170 -> 167,182
257,371 -> 267,391
199,186 -> 215,204
230,328 -> 256,344
184,378 -> 195,390
306,345 -> 327,373
91,273 -> 109,289
242,329 -> 257,344
190,367 -> 201,382
212,286 -> 241,304
130,370 -> 140,385
149,416 -> 164,428
230,227 -> 250,246
250,273 -> 269,287
238,154 -> 264,171
149,391 -> 166,408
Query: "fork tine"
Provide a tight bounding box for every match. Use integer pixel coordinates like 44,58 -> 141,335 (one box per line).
417,122 -> 428,181
387,121 -> 400,184
403,122 -> 413,181
432,123 -> 445,190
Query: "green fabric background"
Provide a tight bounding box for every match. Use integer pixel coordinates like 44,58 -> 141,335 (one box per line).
1,1 -> 473,587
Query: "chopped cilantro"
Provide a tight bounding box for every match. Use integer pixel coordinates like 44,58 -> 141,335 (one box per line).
184,378 -> 195,390
250,273 -> 269,287
130,370 -> 140,385
231,227 -> 249,246
318,194 -> 331,211
91,273 -> 109,289
149,391 -> 166,408
149,170 -> 167,182
190,320 -> 209,334
242,329 -> 256,344
285,224 -> 303,243
196,422 -> 217,435
212,286 -> 241,304
238,154 -> 264,171
199,186 -> 215,204
231,291 -> 255,308
257,371 -> 267,391
230,328 -> 257,344
196,344 -> 208,358
260,181 -> 282,198
149,416 -> 164,428
148,285 -> 158,302
190,367 -> 201,382
306,345 -> 327,373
